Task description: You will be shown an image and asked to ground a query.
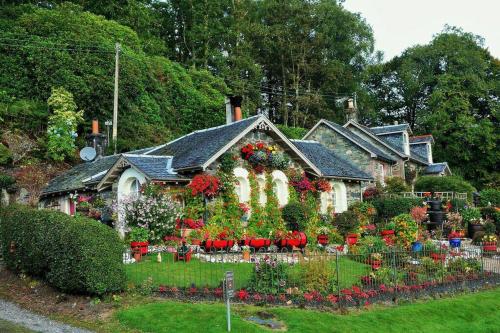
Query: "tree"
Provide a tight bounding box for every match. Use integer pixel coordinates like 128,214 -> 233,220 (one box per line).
364,27 -> 499,188
46,87 -> 84,161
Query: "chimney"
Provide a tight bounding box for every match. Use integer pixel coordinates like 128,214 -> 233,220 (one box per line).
345,98 -> 357,122
226,96 -> 243,124
86,119 -> 108,158
394,120 -> 399,125
92,119 -> 99,134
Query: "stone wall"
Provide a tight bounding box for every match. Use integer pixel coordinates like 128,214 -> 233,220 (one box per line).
345,181 -> 362,207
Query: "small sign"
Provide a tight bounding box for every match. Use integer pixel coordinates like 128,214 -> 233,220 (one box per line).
225,271 -> 234,298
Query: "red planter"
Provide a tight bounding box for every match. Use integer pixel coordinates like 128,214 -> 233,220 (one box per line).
247,238 -> 271,250
317,234 -> 329,246
205,239 -> 235,250
380,230 -> 395,236
346,234 -> 358,246
483,242 -> 497,252
430,253 -> 446,263
275,231 -> 307,249
130,241 -> 149,255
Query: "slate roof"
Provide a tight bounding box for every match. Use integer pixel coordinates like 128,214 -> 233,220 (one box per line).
291,140 -> 372,181
122,155 -> 188,181
42,155 -> 120,196
370,123 -> 411,135
376,133 -> 404,153
321,120 -> 397,163
151,116 -> 260,170
410,145 -> 428,161
410,135 -> 434,144
424,163 -> 450,175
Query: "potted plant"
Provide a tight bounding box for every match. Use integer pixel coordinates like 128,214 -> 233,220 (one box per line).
482,221 -> 497,252
129,227 -> 149,255
448,231 -> 462,248
380,222 -> 396,236
274,230 -> 306,249
462,208 -> 483,237
316,226 -> 330,246
241,245 -> 251,261
346,232 -> 359,245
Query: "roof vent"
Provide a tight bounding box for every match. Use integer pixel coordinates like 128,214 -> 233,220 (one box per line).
394,121 -> 399,125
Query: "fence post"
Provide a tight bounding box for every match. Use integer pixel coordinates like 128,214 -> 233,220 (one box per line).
335,251 -> 341,303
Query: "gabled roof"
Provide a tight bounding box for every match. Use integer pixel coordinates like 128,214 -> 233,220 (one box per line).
41,155 -> 120,196
423,162 -> 451,175
410,145 -> 427,161
291,140 -> 373,181
410,135 -> 434,144
152,115 -> 322,175
304,119 -> 397,164
370,123 -> 412,135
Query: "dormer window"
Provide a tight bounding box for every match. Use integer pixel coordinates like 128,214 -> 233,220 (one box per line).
403,132 -> 410,155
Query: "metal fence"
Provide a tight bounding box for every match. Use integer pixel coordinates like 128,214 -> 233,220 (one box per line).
124,242 -> 500,308
394,192 -> 468,200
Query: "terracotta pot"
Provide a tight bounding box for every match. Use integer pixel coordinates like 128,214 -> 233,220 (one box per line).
483,242 -> 497,252
242,251 -> 251,261
380,230 -> 395,236
346,234 -> 358,245
317,234 -> 329,246
130,241 -> 149,255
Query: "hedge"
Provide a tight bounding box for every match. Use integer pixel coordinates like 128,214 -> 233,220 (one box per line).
479,188 -> 500,207
0,205 -> 126,295
414,176 -> 475,199
371,197 -> 425,220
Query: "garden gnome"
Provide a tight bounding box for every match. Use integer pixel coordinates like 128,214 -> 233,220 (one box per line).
157,252 -> 162,263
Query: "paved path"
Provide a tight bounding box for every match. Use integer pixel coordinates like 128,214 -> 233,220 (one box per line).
0,299 -> 94,333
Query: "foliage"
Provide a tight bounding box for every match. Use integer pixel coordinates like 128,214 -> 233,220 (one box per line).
384,177 -> 410,193
365,27 -> 499,188
128,227 -> 149,242
0,143 -> 12,165
0,205 -> 125,295
363,186 -> 381,200
219,153 -> 237,174
276,125 -> 308,139
461,208 -> 482,224
333,211 -> 359,237
482,221 -> 496,236
282,202 -> 307,232
414,176 -> 475,197
371,197 -> 425,220
14,164 -> 51,206
449,198 -> 468,212
0,173 -> 15,189
264,172 -> 286,236
479,189 -> 500,207
445,212 -> 464,231
248,256 -> 289,294
293,256 -> 335,294
348,201 -> 377,226
46,87 -> 84,161
120,186 -> 182,243
1,130 -> 37,165
392,214 -> 418,248
353,236 -> 388,261
410,206 -> 428,223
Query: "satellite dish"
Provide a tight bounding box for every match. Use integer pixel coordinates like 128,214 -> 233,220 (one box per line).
80,147 -> 97,162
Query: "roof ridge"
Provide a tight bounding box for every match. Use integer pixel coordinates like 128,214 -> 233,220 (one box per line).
290,139 -> 318,143
123,153 -> 173,158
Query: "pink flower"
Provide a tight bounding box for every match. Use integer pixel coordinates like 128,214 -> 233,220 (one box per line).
237,289 -> 249,301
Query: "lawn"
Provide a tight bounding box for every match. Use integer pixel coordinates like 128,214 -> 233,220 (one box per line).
125,253 -> 370,290
0,319 -> 34,333
116,287 -> 500,333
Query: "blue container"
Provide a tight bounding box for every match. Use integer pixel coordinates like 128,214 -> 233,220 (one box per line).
449,238 -> 461,248
411,241 -> 423,252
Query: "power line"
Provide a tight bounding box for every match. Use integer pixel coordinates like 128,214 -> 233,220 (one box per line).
0,41 -> 115,54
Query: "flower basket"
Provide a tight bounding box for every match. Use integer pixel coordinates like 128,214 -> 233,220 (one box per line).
370,260 -> 382,270
483,242 -> 497,252
449,238 -> 461,248
380,229 -> 395,236
205,239 -> 234,250
317,234 -> 329,246
130,241 -> 149,255
274,231 -> 307,249
346,233 -> 358,245
430,252 -> 446,263
246,238 -> 271,250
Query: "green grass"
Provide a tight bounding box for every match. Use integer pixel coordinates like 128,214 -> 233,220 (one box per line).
116,287 -> 500,332
125,253 -> 369,291
0,319 -> 34,333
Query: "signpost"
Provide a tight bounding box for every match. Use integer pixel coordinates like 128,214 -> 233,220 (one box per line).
224,271 -> 234,332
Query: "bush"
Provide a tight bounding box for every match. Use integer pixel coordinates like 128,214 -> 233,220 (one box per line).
414,176 -> 476,198
371,197 -> 425,220
0,143 -> 12,165
276,125 -> 308,139
0,173 -> 15,189
461,208 -> 482,224
384,177 -> 409,194
282,202 -> 307,231
0,205 -> 126,295
479,188 -> 500,207
333,211 -> 359,237
392,214 -> 418,248
449,198 -> 467,212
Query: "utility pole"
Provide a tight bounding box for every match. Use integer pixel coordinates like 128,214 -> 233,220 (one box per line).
112,42 -> 121,154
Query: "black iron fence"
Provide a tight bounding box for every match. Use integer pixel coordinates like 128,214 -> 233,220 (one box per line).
124,242 -> 500,308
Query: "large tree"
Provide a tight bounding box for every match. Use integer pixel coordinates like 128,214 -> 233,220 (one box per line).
364,27 -> 499,187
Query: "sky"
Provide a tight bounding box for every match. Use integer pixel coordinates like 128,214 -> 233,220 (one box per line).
343,0 -> 500,61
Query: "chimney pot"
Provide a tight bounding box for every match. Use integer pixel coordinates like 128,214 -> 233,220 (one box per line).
394,120 -> 399,125
92,119 -> 99,134
230,96 -> 243,121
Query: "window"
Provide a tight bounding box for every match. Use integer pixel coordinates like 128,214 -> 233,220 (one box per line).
271,170 -> 289,206
233,167 -> 250,203
331,181 -> 348,213
427,143 -> 433,164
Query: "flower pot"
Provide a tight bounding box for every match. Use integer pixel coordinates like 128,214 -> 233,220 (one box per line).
449,238 -> 461,248
130,241 -> 149,255
205,239 -> 234,250
190,239 -> 202,246
380,230 -> 395,236
428,211 -> 444,224
483,242 -> 497,252
411,241 -> 423,252
317,234 -> 329,246
275,231 -> 307,249
370,260 -> 382,270
430,252 -> 446,263
242,251 -> 251,261
346,234 -> 358,245
248,238 -> 271,250
468,223 -> 483,238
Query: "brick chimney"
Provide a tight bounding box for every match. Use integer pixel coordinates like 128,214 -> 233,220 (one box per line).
345,98 -> 357,122
86,119 -> 108,158
226,96 -> 243,124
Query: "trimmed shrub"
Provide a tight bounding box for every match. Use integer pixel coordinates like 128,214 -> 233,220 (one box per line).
371,197 -> 425,220
0,205 -> 125,295
282,202 -> 307,231
479,188 -> 500,207
384,177 -> 409,194
414,176 -> 475,198
333,210 -> 359,237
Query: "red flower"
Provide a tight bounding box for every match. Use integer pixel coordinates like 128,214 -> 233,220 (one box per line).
278,294 -> 287,302
352,286 -> 362,294
189,287 -> 198,295
189,174 -> 220,197
158,285 -> 167,293
326,294 -> 338,304
256,142 -> 265,150
214,288 -> 223,298
237,289 -> 249,301
341,289 -> 352,296
315,179 -> 332,192
303,292 -> 314,301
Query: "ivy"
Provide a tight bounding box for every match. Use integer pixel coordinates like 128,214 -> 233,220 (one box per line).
264,172 -> 286,234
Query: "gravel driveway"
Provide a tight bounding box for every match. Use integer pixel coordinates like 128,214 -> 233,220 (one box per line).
0,299 -> 94,333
